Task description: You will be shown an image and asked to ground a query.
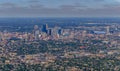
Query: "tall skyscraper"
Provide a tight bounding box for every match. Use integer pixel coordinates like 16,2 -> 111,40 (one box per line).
58,28 -> 62,35
42,24 -> 48,33
47,28 -> 52,36
33,25 -> 40,40
106,26 -> 110,35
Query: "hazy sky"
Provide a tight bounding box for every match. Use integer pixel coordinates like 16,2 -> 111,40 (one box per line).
0,0 -> 120,17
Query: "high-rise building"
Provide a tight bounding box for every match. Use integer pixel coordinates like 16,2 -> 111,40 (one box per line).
33,25 -> 40,40
47,28 -> 52,36
42,24 -> 48,33
34,30 -> 40,40
0,32 -> 2,41
58,28 -> 62,35
106,26 -> 110,35
53,27 -> 62,35
82,30 -> 87,38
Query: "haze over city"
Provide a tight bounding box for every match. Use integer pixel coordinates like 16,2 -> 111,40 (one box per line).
0,0 -> 120,71
0,0 -> 120,17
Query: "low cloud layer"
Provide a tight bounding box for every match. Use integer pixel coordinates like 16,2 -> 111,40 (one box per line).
0,0 -> 120,17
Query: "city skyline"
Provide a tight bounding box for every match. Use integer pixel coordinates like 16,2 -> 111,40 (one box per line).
0,0 -> 120,17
